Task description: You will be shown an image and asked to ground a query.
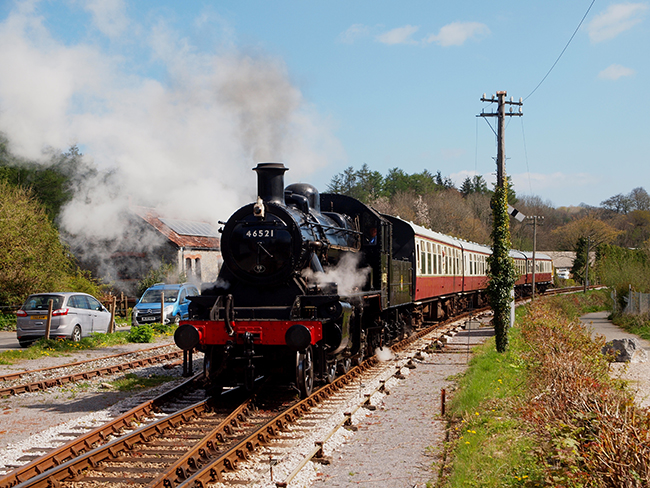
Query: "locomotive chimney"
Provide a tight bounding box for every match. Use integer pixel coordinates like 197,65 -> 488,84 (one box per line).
254,162 -> 288,205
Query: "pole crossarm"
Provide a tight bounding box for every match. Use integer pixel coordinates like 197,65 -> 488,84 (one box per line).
478,92 -> 523,118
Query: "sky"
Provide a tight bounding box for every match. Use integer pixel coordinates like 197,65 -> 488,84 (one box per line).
0,0 -> 648,235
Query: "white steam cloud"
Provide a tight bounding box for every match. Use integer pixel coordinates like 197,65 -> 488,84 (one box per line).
0,1 -> 344,242
302,253 -> 370,296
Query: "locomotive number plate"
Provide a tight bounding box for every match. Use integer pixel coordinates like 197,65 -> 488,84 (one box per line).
245,229 -> 275,238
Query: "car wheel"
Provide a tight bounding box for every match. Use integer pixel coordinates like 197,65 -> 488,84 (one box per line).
70,325 -> 82,342
19,339 -> 33,348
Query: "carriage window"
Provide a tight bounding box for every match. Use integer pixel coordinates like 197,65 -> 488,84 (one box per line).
420,241 -> 426,275
433,244 -> 438,274
427,242 -> 432,275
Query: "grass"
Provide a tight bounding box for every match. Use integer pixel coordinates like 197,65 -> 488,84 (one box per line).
611,312 -> 650,341
109,373 -> 176,391
440,289 -> 614,488
443,325 -> 544,487
0,323 -> 177,365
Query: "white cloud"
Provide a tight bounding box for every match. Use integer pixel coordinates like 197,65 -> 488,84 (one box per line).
81,0 -> 130,39
338,23 -> 370,44
425,21 -> 490,47
588,3 -> 648,43
598,63 -> 636,79
376,25 -> 419,45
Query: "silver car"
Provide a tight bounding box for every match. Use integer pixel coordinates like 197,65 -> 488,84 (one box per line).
16,292 -> 113,347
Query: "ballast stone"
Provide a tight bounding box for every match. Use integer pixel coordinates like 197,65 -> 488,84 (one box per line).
602,338 -> 648,363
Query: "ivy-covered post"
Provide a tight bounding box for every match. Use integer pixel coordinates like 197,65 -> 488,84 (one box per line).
479,90 -> 522,353
487,184 -> 518,352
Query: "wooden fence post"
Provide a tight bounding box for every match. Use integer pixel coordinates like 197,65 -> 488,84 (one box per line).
160,291 -> 165,325
109,295 -> 116,333
45,299 -> 53,340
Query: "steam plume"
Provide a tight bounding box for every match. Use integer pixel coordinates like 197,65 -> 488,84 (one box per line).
0,2 -> 344,282
302,253 -> 370,296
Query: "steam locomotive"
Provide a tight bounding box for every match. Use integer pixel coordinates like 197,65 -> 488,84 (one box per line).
174,163 -> 553,397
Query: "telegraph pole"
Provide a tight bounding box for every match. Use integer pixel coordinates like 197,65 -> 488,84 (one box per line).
477,91 -> 522,352
479,91 -> 523,188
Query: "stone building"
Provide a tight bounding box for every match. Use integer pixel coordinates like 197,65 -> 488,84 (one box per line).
108,206 -> 222,295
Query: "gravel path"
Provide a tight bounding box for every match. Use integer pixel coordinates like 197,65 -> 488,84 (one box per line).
580,311 -> 650,408
310,321 -> 494,488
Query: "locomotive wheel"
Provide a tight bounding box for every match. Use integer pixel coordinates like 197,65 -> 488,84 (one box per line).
338,357 -> 352,374
325,361 -> 337,384
296,346 -> 314,398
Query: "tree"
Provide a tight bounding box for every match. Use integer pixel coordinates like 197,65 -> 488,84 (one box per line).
0,134 -> 92,224
434,170 -> 455,190
629,187 -> 650,212
550,216 -> 622,250
571,237 -> 590,284
0,181 -> 100,307
601,193 -> 632,214
460,175 -> 489,196
327,164 -> 384,202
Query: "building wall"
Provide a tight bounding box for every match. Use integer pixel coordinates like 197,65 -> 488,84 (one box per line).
179,249 -> 222,284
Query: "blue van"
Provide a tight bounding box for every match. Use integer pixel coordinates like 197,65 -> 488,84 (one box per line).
132,283 -> 199,326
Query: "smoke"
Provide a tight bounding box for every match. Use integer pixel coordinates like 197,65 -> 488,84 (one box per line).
0,2 -> 345,278
375,347 -> 394,362
302,253 -> 371,296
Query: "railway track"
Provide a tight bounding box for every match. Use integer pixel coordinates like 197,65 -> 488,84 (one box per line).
0,372 -> 208,488
1,312 -> 471,488
0,344 -> 184,397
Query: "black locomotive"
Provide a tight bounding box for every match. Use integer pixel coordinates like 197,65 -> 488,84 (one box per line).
173,162 -> 553,397
175,162 -> 413,397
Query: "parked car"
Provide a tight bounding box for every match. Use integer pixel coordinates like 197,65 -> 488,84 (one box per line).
16,292 -> 113,347
557,269 -> 570,280
132,283 -> 200,326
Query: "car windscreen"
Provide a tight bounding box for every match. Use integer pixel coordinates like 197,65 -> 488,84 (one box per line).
22,295 -> 64,311
140,289 -> 179,303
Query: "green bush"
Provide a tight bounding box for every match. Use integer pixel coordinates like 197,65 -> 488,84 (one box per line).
0,312 -> 15,331
127,324 -> 154,343
0,180 -> 101,308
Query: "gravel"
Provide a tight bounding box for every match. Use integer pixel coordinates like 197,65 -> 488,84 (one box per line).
0,336 -> 196,475
2,311 -> 649,486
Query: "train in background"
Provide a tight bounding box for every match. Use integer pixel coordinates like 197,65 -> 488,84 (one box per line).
174,163 -> 553,397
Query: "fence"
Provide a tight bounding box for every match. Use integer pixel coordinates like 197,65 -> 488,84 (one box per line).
623,289 -> 650,315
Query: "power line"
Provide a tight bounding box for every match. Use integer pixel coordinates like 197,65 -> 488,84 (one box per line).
524,0 -> 596,101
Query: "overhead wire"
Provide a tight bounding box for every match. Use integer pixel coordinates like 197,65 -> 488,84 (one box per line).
524,0 -> 596,101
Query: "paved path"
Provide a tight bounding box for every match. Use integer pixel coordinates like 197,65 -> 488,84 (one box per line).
310,324 -> 494,488
580,311 -> 650,351
580,311 -> 650,409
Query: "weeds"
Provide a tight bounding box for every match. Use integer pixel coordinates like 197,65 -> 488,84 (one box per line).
610,312 -> 650,341
109,373 -> 176,391
441,290 -> 641,488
